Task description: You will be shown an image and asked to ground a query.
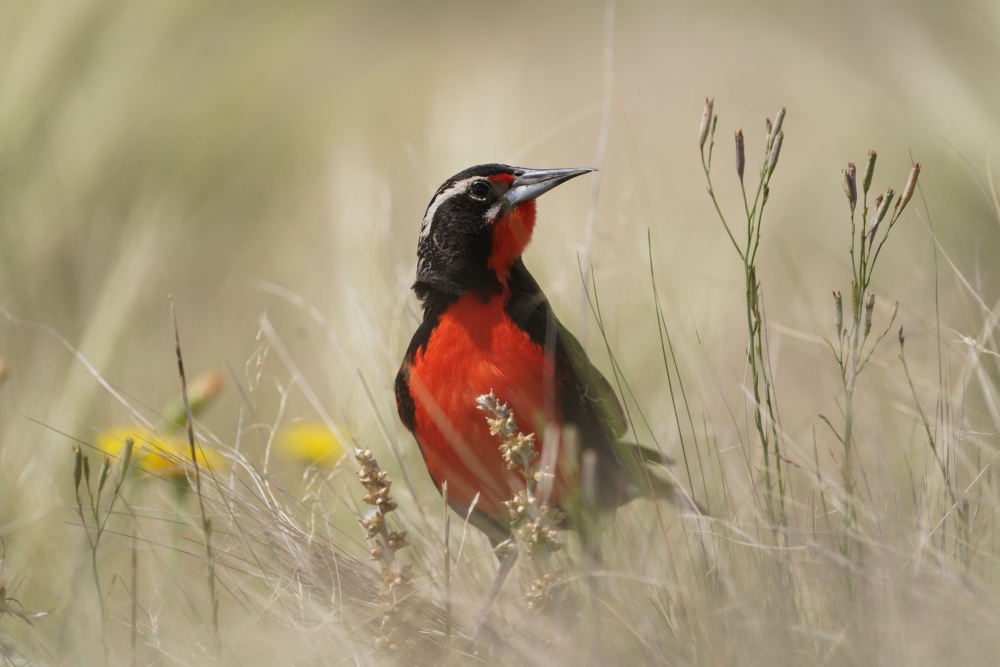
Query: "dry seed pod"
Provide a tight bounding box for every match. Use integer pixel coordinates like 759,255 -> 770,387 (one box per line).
868,189 -> 894,248
97,456 -> 111,494
699,98 -> 714,150
119,436 -> 134,482
899,163 -> 921,213
864,293 -> 876,336
766,131 -> 784,179
769,107 -> 786,149
73,446 -> 83,495
735,130 -> 745,183
843,163 -> 857,213
862,150 -> 877,194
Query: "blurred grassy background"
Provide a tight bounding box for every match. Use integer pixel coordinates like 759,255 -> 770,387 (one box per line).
2,0 -> 999,664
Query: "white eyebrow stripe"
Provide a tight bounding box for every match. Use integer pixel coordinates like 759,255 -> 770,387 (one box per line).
419,176 -> 480,239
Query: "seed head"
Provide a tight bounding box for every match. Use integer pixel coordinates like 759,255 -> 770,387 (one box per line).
119,436 -> 134,483
864,293 -> 876,337
843,163 -> 857,213
699,98 -> 714,151
97,455 -> 111,494
862,150 -> 877,194
82,452 -> 91,488
765,131 -> 784,179
872,193 -> 884,214
387,531 -> 409,551
768,107 -> 786,152
73,446 -> 83,496
735,130 -> 745,183
868,189 -> 894,248
899,162 -> 921,213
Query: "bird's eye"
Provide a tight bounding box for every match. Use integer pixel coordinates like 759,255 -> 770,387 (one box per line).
468,181 -> 492,200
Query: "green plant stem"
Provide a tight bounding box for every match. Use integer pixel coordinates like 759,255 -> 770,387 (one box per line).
172,302 -> 220,660
702,131 -> 784,524
701,155 -> 744,261
842,385 -> 856,497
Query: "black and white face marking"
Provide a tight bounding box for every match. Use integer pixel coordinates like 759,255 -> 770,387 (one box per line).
414,164 -> 515,298
418,164 -> 595,246
413,164 -> 594,302
418,175 -> 502,241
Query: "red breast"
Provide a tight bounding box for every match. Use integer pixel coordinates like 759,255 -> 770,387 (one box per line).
406,289 -> 562,521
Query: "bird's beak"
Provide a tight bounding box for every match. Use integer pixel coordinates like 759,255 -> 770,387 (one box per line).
502,167 -> 596,208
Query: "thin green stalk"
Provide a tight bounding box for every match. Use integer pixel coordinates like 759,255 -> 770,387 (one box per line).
899,334 -> 956,506
699,102 -> 787,524
648,233 -> 697,500
701,150 -> 744,261
171,301 -> 220,660
833,156 -> 920,534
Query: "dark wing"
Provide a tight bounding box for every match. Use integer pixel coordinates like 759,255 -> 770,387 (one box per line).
505,260 -> 699,516
505,259 -> 628,445
395,295 -> 453,435
394,364 -> 417,435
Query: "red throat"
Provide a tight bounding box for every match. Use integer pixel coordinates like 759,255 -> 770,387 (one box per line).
488,200 -> 536,279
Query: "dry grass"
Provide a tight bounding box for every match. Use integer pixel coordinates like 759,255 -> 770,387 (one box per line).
2,1 -> 1000,665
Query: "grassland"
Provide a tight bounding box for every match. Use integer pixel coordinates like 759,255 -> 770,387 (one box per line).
2,1 -> 1000,665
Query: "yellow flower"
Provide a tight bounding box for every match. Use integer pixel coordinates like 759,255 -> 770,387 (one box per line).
277,422 -> 345,466
95,426 -> 223,480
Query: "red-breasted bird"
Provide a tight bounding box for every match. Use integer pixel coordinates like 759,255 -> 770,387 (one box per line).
395,164 -> 686,600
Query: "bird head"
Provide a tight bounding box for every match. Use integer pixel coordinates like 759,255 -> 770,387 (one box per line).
414,164 -> 594,301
